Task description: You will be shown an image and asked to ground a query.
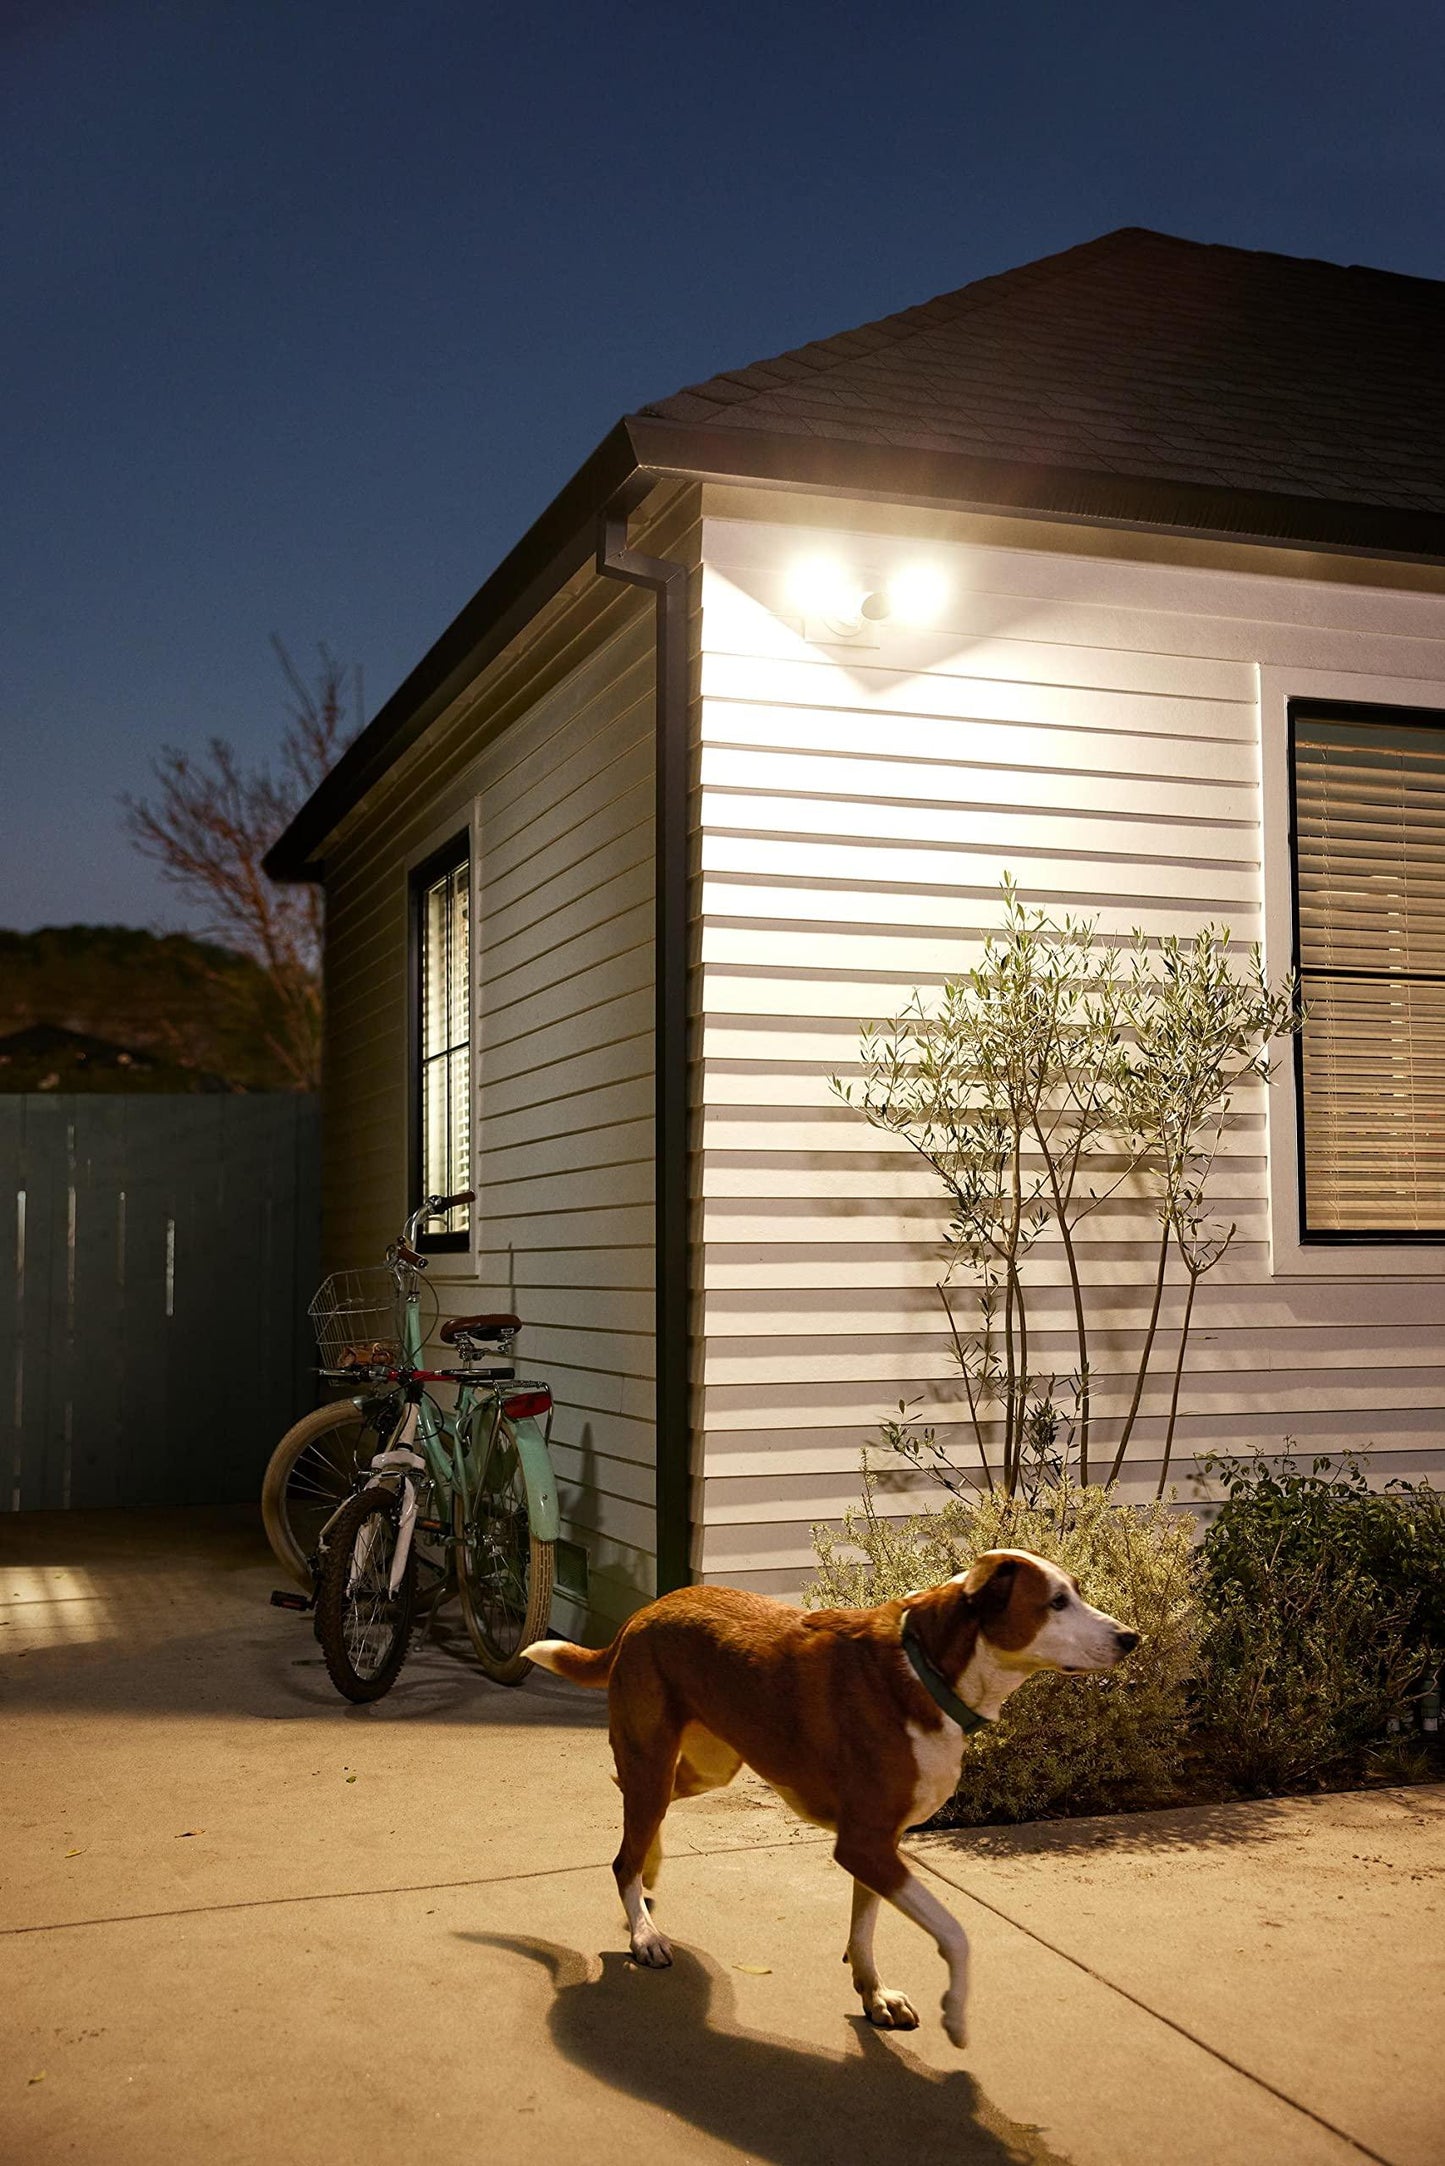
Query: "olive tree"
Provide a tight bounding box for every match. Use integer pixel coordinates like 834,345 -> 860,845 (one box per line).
833,882 -> 1299,1496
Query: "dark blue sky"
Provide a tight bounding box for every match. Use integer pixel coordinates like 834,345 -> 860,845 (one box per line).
4,0 -> 1443,930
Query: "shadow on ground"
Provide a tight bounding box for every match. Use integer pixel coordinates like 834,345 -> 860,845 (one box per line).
926,1800 -> 1297,1859
467,1934 -> 1069,2166
0,1505 -> 608,1730
923,1774 -> 1445,1862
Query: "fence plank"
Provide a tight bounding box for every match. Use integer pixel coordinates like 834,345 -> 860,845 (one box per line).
69,1102 -> 127,1509
0,1100 -> 23,1511
20,1100 -> 69,1510
1,1095 -> 319,1510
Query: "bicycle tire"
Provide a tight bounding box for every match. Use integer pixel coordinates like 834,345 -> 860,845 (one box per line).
315,1487 -> 416,1704
453,1420 -> 554,1685
262,1401 -> 378,1588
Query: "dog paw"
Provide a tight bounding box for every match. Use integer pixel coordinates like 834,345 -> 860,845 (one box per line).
941,1994 -> 968,2049
864,1987 -> 919,2030
628,1924 -> 674,1969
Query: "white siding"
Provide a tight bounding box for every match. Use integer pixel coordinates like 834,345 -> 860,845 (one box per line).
320,485 -> 699,1631
692,505 -> 1445,1594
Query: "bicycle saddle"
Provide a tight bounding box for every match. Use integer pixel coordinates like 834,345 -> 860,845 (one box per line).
439,1312 -> 521,1344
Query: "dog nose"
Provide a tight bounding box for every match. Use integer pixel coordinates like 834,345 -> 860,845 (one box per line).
1115,1630 -> 1139,1653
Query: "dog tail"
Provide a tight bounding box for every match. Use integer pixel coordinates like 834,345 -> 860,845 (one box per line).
523,1634 -> 619,1688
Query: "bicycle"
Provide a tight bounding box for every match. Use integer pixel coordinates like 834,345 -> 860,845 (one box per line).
262,1190 -> 560,1701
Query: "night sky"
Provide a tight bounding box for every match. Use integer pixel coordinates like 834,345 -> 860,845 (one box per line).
5,0 -> 1443,930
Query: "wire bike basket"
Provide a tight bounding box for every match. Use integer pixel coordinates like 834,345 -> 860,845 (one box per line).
309,1267 -> 414,1375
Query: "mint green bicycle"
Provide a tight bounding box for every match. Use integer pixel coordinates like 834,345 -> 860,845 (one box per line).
263,1191 -> 560,1700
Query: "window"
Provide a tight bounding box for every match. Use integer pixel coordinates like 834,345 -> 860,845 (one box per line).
1290,700 -> 1445,1240
411,833 -> 471,1250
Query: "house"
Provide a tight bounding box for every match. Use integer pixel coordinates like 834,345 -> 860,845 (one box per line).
266,227 -> 1445,1636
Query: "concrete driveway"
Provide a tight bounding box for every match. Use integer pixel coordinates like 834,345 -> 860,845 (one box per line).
2,1508 -> 1440,2166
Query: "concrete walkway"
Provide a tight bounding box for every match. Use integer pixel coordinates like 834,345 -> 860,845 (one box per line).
2,1509 -> 1440,2166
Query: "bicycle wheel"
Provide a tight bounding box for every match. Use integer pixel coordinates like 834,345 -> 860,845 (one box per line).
315,1487 -> 416,1703
262,1401 -> 380,1587
453,1419 -> 554,1685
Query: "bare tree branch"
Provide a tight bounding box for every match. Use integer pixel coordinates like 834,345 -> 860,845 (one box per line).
120,642 -> 358,1090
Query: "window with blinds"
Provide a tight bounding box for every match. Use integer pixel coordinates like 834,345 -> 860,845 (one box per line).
1291,702 -> 1445,1239
411,834 -> 471,1250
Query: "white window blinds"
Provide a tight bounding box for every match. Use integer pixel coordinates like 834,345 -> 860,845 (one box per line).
1293,707 -> 1445,1236
417,844 -> 471,1235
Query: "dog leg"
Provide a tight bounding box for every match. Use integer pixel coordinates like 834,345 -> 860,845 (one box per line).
619,1869 -> 671,1967
887,1870 -> 971,2048
612,1739 -> 679,1969
845,1878 -> 919,2031
836,1833 -> 970,2048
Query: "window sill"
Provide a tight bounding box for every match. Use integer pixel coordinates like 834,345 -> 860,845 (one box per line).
1267,1235 -> 1444,1280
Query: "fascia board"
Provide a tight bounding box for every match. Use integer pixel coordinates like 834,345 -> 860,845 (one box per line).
627,415 -> 1445,567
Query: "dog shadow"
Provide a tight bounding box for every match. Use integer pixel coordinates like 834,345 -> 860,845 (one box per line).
464,1933 -> 1068,2166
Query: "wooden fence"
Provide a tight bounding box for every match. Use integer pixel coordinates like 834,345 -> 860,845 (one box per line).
1,1095 -> 319,1510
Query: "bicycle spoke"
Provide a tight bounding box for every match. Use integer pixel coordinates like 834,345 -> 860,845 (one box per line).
461,1447 -> 534,1657
276,1414 -> 377,1570
336,1511 -> 403,1681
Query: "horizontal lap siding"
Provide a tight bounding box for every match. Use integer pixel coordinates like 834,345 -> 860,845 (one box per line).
320,485 -> 698,1630
692,511 -> 1445,1596
471,595 -> 670,1626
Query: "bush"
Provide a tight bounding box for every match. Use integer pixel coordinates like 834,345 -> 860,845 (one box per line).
1193,1454 -> 1444,1793
809,1467 -> 1200,1823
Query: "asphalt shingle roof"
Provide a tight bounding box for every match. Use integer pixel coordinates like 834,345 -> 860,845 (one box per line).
638,228 -> 1445,518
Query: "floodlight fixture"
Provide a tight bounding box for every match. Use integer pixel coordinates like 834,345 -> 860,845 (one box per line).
787,554 -> 949,637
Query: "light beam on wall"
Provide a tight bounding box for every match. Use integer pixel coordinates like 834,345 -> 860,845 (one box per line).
787,555 -> 867,631
786,554 -> 948,637
884,562 -> 949,627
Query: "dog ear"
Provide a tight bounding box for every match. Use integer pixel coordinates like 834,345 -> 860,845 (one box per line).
961,1552 -> 1019,1618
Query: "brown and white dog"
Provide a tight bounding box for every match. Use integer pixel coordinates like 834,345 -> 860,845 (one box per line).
524,1549 -> 1138,2046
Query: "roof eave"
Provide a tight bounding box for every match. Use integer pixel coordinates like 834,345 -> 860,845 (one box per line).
630,414 -> 1445,563
267,413 -> 1445,881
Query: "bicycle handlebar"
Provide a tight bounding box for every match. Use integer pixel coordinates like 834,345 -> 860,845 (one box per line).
400,1189 -> 476,1248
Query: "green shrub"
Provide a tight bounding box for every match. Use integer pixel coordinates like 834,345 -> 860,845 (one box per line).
1193,1454 -> 1442,1793
809,1467 -> 1200,1823
1201,1451 -> 1445,1650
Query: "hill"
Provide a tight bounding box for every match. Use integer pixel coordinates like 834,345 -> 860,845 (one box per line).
0,926 -> 304,1092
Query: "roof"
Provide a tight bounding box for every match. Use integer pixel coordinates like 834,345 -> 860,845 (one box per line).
267,228 -> 1445,879
639,227 -> 1445,518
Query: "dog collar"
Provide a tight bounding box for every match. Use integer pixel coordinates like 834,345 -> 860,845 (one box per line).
900,1609 -> 994,1734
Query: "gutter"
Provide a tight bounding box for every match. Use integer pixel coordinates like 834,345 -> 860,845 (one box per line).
595,510 -> 691,1597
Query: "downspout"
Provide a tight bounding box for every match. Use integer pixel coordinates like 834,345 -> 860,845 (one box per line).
596,509 -> 691,1594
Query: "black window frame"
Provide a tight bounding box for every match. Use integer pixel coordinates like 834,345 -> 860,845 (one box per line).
1287,695 -> 1445,1246
408,829 -> 472,1255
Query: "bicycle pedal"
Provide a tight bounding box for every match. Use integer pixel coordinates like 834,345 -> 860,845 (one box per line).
269,1589 -> 314,1613
417,1519 -> 444,1535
